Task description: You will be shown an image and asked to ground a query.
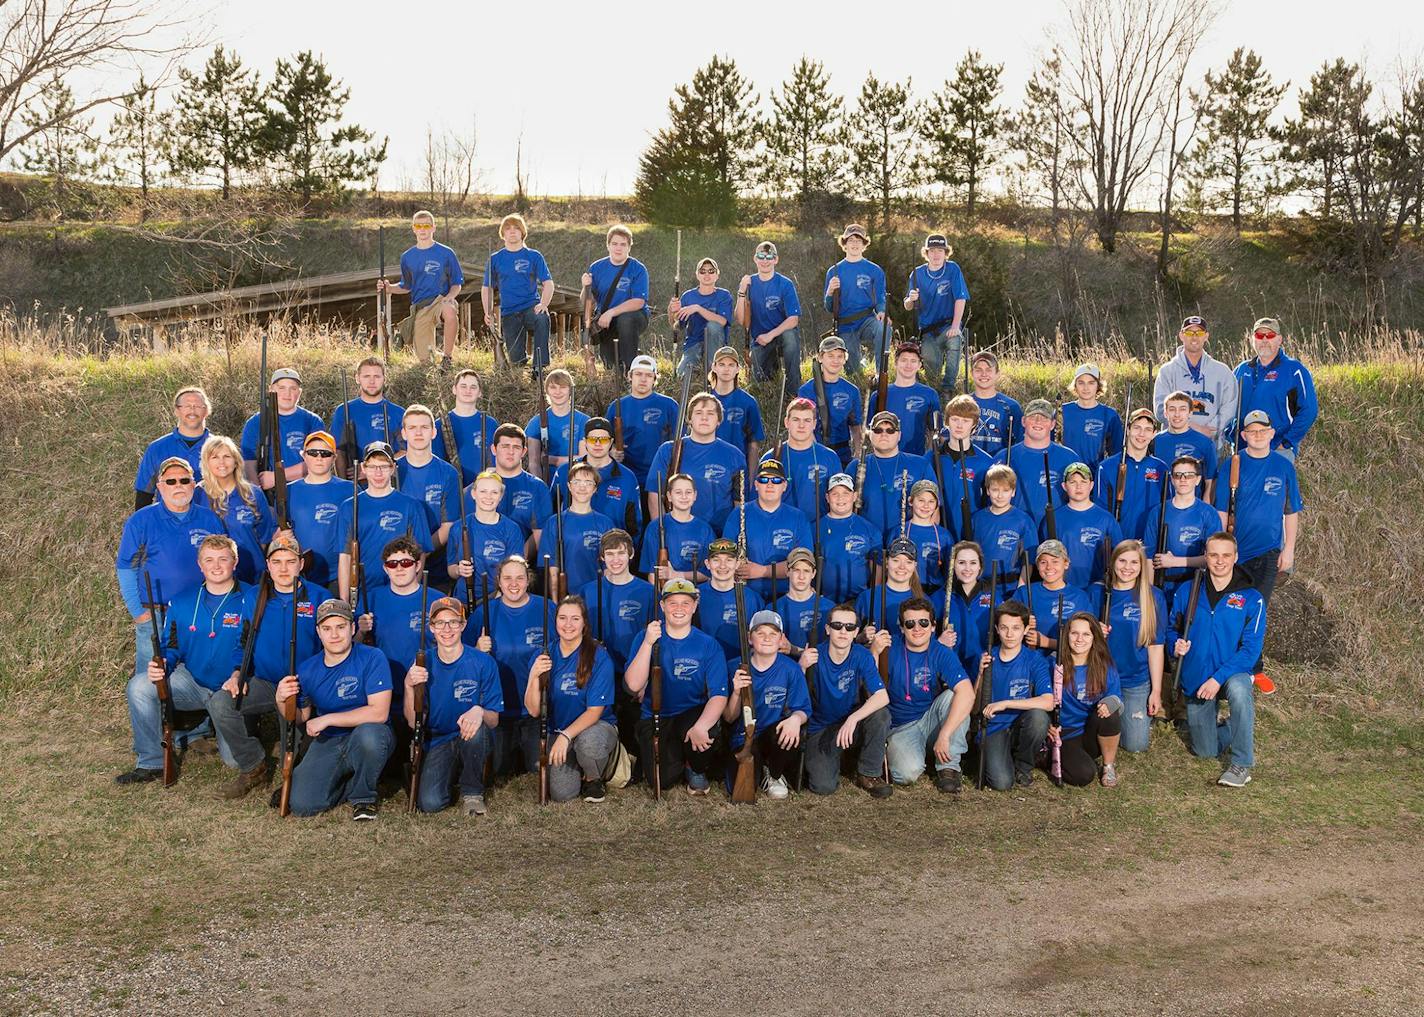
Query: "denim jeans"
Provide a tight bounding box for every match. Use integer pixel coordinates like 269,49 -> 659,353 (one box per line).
1119,682 -> 1152,753
415,724 -> 492,812
841,315 -> 890,375
981,709 -> 1050,790
287,723 -> 395,815
803,705 -> 891,794
676,323 -> 726,380
207,678 -> 280,773
595,309 -> 648,373
548,719 -> 618,802
125,664 -> 227,770
886,689 -> 969,784
1186,672 -> 1255,768
132,619 -> 213,748
918,324 -> 965,398
492,715 -> 541,776
750,325 -> 803,397
501,307 -> 551,371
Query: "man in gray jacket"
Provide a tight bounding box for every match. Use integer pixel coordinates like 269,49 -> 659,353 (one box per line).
1153,315 -> 1238,446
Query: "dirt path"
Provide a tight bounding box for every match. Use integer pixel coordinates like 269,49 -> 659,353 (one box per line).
6,834 -> 1420,1016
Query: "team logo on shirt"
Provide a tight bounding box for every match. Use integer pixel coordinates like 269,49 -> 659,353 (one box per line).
677,539 -> 700,562
190,529 -> 216,546
977,593 -> 992,609
845,534 -> 867,554
482,539 -> 507,558
936,281 -> 952,297
832,393 -> 850,412
420,258 -> 444,277
1008,677 -> 1031,698
514,258 -> 531,275
910,663 -> 933,693
761,686 -> 787,710
285,433 -> 304,454
772,527 -> 795,551
1121,603 -> 1141,622
642,408 -> 661,425
764,295 -> 782,311
721,603 -> 737,624
1146,468 -> 1162,482
222,612 -> 242,628
854,273 -> 872,293
236,506 -> 255,525
1084,420 -> 1104,437
1263,477 -> 1283,496
996,532 -> 1019,552
559,676 -> 579,695
904,396 -> 926,413
581,531 -> 601,551
1226,593 -> 1246,609
1265,370 -> 1278,381
672,659 -> 699,682
408,613 -> 422,632
1077,527 -> 1105,547
704,464 -> 729,483
453,679 -> 479,703
512,491 -> 532,510
616,277 -> 631,293
297,601 -> 314,617
315,503 -> 339,523
1180,525 -> 1204,543
834,668 -> 855,693
618,601 -> 641,621
523,625 -> 542,647
606,484 -> 623,499
336,675 -> 361,700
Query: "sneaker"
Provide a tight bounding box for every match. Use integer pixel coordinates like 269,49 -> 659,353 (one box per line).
685,768 -> 710,796
854,773 -> 894,799
1253,672 -> 1276,695
1101,763 -> 1119,788
114,767 -> 163,786
581,779 -> 606,803
462,794 -> 487,816
935,769 -> 963,794
1217,765 -> 1252,788
217,761 -> 270,800
764,775 -> 790,800
1014,769 -> 1033,788
351,801 -> 378,821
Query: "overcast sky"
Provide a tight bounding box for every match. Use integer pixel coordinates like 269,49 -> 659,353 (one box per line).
73,0 -> 1424,195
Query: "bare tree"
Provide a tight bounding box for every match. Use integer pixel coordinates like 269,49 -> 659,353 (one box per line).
0,0 -> 198,165
421,116 -> 482,212
1157,50 -> 1204,281
1058,0 -> 1217,253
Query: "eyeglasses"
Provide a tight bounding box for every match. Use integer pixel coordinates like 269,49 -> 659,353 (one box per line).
430,619 -> 462,630
160,476 -> 193,486
304,449 -> 334,458
756,476 -> 785,485
872,426 -> 898,435
412,224 -> 434,230
826,620 -> 858,632
696,268 -> 718,274
1181,328 -> 1207,338
754,253 -> 776,261
384,558 -> 419,570
586,435 -> 611,445
1171,471 -> 1199,480
901,618 -> 933,629
1253,330 -> 1278,340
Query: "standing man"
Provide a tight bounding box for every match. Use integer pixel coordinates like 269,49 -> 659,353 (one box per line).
869,342 -> 941,457
996,399 -> 1079,530
482,423 -> 554,544
396,405 -> 462,580
735,240 -> 803,397
968,352 -> 1022,456
847,411 -> 932,547
330,358 -> 407,479
135,387 -> 212,509
1094,408 -> 1168,542
336,442 -> 434,598
482,212 -> 555,371
607,355 -> 679,489
709,346 -> 766,465
798,335 -> 862,467
240,368 -> 325,493
669,256 -> 733,380
549,417 -> 645,540
722,459 -> 812,604
378,209 -> 464,369
823,223 -> 887,376
1152,315 -> 1237,449
433,369 -> 499,485
767,397 -> 840,523
1232,317 -> 1319,461
582,224 -> 649,373
286,431 -> 344,588
903,233 -> 969,402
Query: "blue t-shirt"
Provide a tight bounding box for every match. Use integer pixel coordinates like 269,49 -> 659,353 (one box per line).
807,642 -> 885,734
906,520 -> 953,590
543,641 -> 616,730
1212,451 -> 1304,562
818,514 -> 880,604
135,429 -> 209,494
484,246 -> 552,315
925,446 -> 994,544
365,584 -> 434,677
846,452 -> 932,546
997,441 -> 1079,528
1151,428 -> 1219,482
524,408 -> 589,462
587,256 -> 650,312
240,407 -> 326,469
824,259 -> 886,323
160,581 -> 248,690
116,502 -> 227,613
855,584 -> 944,633
872,383 -> 941,457
1046,502 -> 1123,589
627,626 -> 729,719
722,500 -> 813,602
1008,582 -> 1097,643
713,387 -> 765,462
1060,663 -> 1124,738
677,286 -> 734,346
487,471 -> 554,538
798,375 -> 862,450
537,509 -> 613,592
447,511 -> 527,584
767,443 -> 838,524
638,513 -> 716,576
401,241 -> 463,308
971,394 -> 1022,456
330,399 -> 406,457
983,648 -> 1053,736
336,489 -> 434,591
232,581 -> 328,684
747,272 -> 802,338
727,653 -> 812,748
1143,498 -> 1221,586
548,460 -> 643,537
882,638 -> 969,727
192,487 -> 274,585
1094,454 -> 1167,543
1060,402 -> 1123,467
433,410 -> 499,484
1104,586 -> 1167,689
971,506 -> 1037,579
287,478 -> 345,587
397,456 -> 462,549
907,261 -> 970,330
608,391 -> 679,485
695,583 -> 763,662
424,646 -> 503,749
775,593 -> 836,653
297,642 -> 393,738
483,596 -> 555,719
647,437 -> 747,533
578,575 -> 655,671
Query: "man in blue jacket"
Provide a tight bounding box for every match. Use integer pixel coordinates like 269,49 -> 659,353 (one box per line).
1231,317 -> 1318,461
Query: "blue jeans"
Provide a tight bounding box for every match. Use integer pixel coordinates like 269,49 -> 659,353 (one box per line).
416,724 -> 492,812
1186,672 -> 1255,768
501,307 -> 550,370
981,709 -> 1050,790
1119,682 -> 1152,753
840,315 -> 889,375
287,723 -> 394,815
804,705 -> 891,794
676,322 -> 726,379
918,324 -> 964,397
125,664 -> 229,770
750,325 -> 803,396
886,688 -> 969,783
132,619 -> 212,748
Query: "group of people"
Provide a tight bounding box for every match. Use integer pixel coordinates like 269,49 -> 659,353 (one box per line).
114,217 -> 1317,819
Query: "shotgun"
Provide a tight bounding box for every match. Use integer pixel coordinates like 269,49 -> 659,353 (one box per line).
1153,470 -> 1170,589
1050,592 -> 1064,787
1226,375 -> 1245,533
1162,567 -> 1203,725
278,579 -> 302,817
854,385 -> 872,514
339,368 -> 359,482
536,366 -> 550,479
649,566 -> 665,802
667,361 -> 694,476
256,332 -> 273,502
812,353 -> 830,441
732,555 -> 757,805
1112,383 -> 1133,522
1099,538 -> 1113,625
974,561 -> 1000,791
656,475 -> 669,582
538,555 -> 551,805
378,226 -> 390,361
554,486 -> 567,601
874,283 -> 891,415
141,568 -> 177,787
268,392 -> 290,530
233,572 -> 272,711
407,568 -> 431,814
1042,452 -> 1058,541
347,446 -> 367,641
436,392 -> 476,611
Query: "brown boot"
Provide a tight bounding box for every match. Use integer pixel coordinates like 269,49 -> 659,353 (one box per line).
217,761 -> 270,800
854,773 -> 894,799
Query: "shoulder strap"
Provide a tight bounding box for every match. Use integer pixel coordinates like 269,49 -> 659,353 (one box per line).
595,261 -> 630,316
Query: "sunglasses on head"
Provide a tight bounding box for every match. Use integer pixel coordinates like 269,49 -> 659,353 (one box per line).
384,558 -> 418,569
161,476 -> 193,486
901,617 -> 933,629
826,620 -> 858,632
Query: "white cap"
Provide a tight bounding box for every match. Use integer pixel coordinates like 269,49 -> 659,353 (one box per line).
629,355 -> 658,374
827,473 -> 855,492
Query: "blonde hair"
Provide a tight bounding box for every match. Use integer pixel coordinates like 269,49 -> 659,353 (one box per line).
412,210 -> 435,224
984,463 -> 1017,491
199,435 -> 257,517
606,224 -> 633,244
500,213 -> 528,239
1110,540 -> 1159,649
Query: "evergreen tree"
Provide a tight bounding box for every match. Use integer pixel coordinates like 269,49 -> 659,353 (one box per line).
634,128 -> 736,228
170,46 -> 265,200
1188,48 -> 1287,230
1276,59 -> 1365,219
108,74 -> 169,219
846,74 -> 921,232
922,51 -> 1006,218
260,51 -> 387,203
19,74 -> 101,212
763,57 -> 846,212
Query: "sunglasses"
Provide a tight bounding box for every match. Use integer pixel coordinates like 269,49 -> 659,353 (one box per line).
757,476 -> 785,485
304,449 -> 334,458
696,267 -> 718,274
412,224 -> 434,230
826,620 -> 858,632
1181,328 -> 1207,338
1254,330 -> 1278,340
384,558 -> 419,569
872,426 -> 898,435
901,618 -> 933,629
754,253 -> 776,261
1171,471 -> 1199,480
160,476 -> 193,486
586,435 -> 611,445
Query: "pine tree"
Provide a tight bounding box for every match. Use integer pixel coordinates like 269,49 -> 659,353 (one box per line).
108,74 -> 169,219
1188,48 -> 1287,230
170,46 -> 266,200
763,57 -> 846,212
1276,59 -> 1365,219
922,51 -> 1006,218
1012,49 -> 1077,223
846,75 -> 921,232
260,51 -> 387,203
19,74 -> 101,212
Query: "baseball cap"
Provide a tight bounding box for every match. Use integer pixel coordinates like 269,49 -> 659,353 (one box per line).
315,598 -> 353,623
266,534 -> 302,558
749,609 -> 783,632
1180,315 -> 1207,331
970,350 -> 999,370
156,455 -> 194,476
756,458 -> 785,478
755,240 -> 778,257
303,430 -> 336,453
712,345 -> 741,364
840,223 -> 869,242
1128,407 -> 1158,427
1072,363 -> 1101,383
785,547 -> 816,570
1063,462 -> 1093,482
706,538 -> 738,559
1036,539 -> 1069,561
629,354 -> 658,374
269,367 -> 301,385
818,335 -> 847,354
827,473 -> 855,492
428,596 -> 466,622
895,341 -> 922,359
1242,409 -> 1272,428
869,410 -> 900,431
888,537 -> 917,560
661,578 -> 699,599
910,479 -> 940,500
1252,317 -> 1281,336
925,234 -> 949,249
362,440 -> 395,463
584,416 -> 612,436
1024,398 -> 1056,420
